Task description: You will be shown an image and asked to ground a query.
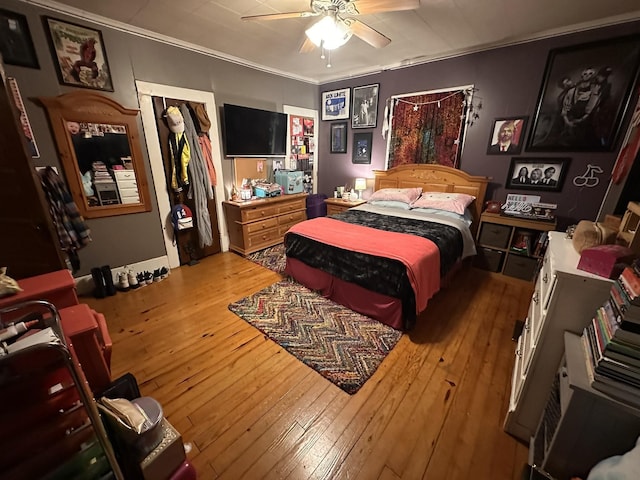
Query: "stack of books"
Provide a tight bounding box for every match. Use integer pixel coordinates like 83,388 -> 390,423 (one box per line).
581,264 -> 640,407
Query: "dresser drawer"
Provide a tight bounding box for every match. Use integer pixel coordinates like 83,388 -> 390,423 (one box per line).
277,199 -> 306,214
479,222 -> 511,249
113,170 -> 137,181
509,334 -> 525,411
540,252 -> 554,308
242,205 -> 278,222
115,178 -> 138,189
245,217 -> 278,234
278,210 -> 306,226
529,286 -> 544,343
246,228 -> 281,249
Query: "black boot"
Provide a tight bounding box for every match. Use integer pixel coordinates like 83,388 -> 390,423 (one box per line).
91,267 -> 106,299
101,265 -> 117,296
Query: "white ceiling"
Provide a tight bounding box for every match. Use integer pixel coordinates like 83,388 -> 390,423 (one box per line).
30,0 -> 640,84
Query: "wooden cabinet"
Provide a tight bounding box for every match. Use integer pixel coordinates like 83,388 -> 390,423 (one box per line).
475,212 -> 556,282
223,193 -> 307,255
325,198 -> 366,215
530,332 -> 640,480
504,232 -> 613,442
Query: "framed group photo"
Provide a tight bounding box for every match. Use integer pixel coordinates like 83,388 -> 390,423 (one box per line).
352,83 -> 379,128
0,9 -> 39,68
352,132 -> 372,164
506,157 -> 570,192
44,17 -> 114,91
330,121 -> 347,153
528,35 -> 640,152
322,88 -> 350,121
486,116 -> 527,154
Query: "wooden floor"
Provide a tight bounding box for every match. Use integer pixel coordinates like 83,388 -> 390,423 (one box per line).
85,252 -> 531,479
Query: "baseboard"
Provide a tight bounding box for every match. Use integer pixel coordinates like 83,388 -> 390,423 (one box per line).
75,255 -> 170,296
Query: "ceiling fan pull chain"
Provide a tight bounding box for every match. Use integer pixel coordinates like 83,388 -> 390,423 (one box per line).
326,49 -> 332,68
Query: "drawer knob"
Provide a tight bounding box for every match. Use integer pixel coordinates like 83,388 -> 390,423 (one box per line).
524,321 -> 530,332
543,273 -> 548,283
533,291 -> 539,304
516,349 -> 522,358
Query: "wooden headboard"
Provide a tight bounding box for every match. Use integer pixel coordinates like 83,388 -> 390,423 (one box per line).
373,164 -> 490,235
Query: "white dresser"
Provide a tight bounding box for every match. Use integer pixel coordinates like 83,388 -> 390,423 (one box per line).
504,231 -> 613,442
113,169 -> 140,204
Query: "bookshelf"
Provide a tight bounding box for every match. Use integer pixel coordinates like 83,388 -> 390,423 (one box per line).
475,212 -> 556,282
529,332 -> 640,480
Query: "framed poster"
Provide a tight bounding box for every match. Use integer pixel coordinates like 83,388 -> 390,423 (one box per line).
43,16 -> 114,91
486,116 -> 527,155
330,121 -> 347,153
352,83 -> 379,128
352,132 -> 372,164
528,35 -> 640,152
322,88 -> 350,120
506,157 -> 570,192
0,9 -> 39,68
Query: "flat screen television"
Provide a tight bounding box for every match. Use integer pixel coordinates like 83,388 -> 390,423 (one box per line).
222,103 -> 287,157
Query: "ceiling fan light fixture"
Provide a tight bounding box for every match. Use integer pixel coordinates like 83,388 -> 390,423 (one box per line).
305,14 -> 352,50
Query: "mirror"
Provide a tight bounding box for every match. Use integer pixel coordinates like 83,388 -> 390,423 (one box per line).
37,91 -> 151,218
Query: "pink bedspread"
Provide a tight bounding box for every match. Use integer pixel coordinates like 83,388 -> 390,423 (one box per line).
287,217 -> 440,313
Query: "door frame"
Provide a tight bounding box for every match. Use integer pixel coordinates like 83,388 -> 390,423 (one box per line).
136,81 -> 229,268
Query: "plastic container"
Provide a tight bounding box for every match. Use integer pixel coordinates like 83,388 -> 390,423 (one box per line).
306,193 -> 328,218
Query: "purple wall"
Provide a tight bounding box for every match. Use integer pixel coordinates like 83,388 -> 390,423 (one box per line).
318,21 -> 640,228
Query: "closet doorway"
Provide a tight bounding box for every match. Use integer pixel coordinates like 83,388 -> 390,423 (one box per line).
151,96 -> 220,265
136,82 -> 228,269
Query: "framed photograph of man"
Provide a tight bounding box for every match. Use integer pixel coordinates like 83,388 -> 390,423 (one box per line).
506,157 -> 570,192
352,83 -> 379,128
43,17 -> 114,91
330,121 -> 347,153
0,9 -> 39,68
322,88 -> 350,120
487,116 -> 527,154
527,35 -> 640,152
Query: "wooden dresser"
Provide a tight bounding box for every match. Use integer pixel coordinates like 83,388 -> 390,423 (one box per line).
223,193 -> 307,256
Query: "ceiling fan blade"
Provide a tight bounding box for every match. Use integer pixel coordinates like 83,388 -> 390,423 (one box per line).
348,19 -> 391,48
299,37 -> 317,54
350,0 -> 420,15
241,11 -> 316,22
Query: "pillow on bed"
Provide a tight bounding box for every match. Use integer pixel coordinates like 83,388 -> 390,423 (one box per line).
411,207 -> 473,225
368,200 -> 411,210
411,192 -> 475,215
368,187 -> 422,205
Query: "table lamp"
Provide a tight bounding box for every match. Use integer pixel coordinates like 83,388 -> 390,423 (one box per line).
355,177 -> 366,199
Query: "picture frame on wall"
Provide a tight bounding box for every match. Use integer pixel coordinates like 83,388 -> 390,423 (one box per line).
43,16 -> 114,91
486,116 -> 527,155
527,35 -> 640,152
352,132 -> 373,164
0,9 -> 39,68
330,121 -> 347,153
506,157 -> 570,192
352,83 -> 379,128
322,88 -> 350,120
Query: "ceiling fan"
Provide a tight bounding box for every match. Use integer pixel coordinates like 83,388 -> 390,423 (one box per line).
241,0 -> 419,55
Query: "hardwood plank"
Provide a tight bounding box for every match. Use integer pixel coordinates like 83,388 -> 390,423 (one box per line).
84,253 -> 531,480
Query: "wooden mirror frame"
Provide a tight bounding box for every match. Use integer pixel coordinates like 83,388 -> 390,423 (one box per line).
37,91 -> 151,218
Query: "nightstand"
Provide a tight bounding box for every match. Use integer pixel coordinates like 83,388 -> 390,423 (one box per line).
324,198 -> 366,215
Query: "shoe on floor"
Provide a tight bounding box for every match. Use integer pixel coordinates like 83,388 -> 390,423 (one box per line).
128,268 -> 140,289
160,266 -> 169,279
116,271 -> 130,292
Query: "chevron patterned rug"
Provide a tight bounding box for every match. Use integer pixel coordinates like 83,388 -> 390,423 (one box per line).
246,244 -> 286,274
228,280 -> 402,394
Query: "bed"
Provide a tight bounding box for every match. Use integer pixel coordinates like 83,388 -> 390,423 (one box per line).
283,164 -> 489,331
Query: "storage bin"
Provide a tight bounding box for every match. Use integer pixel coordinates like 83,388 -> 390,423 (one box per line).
474,247 -> 504,272
479,222 -> 511,249
306,193 -> 327,218
503,254 -> 539,281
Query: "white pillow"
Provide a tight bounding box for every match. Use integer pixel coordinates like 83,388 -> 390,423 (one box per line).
368,187 -> 422,205
411,192 -> 475,215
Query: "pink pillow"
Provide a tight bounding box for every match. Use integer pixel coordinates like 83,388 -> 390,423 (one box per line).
368,187 -> 422,205
411,192 -> 475,215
